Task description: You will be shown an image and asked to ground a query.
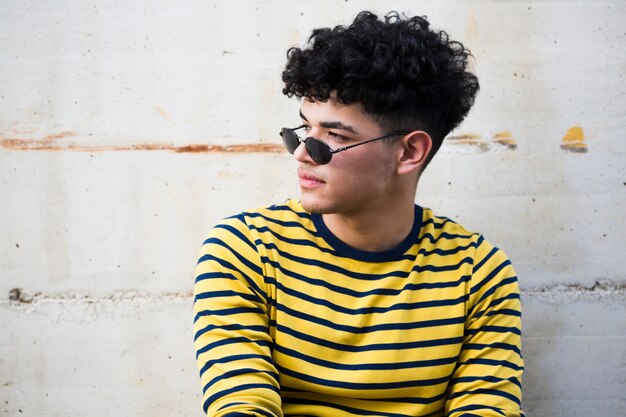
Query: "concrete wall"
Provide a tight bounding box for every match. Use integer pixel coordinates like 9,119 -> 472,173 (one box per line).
1,1 -> 624,416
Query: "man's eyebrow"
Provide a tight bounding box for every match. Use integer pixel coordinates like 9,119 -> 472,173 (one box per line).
299,110 -> 358,134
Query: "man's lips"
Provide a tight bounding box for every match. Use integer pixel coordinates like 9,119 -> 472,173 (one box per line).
298,169 -> 325,187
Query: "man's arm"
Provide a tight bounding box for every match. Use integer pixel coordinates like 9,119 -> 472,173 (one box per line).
445,236 -> 525,417
193,215 -> 282,417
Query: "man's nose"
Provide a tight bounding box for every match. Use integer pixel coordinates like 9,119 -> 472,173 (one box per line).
293,138 -> 316,164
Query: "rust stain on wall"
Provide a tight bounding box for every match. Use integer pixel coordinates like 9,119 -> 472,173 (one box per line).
446,134 -> 489,152
173,143 -> 283,153
0,135 -> 284,154
44,131 -> 77,140
154,106 -> 173,123
560,125 -> 587,152
3,130 -> 522,155
492,130 -> 518,149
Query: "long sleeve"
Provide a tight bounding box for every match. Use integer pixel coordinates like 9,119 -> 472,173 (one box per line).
193,214 -> 282,417
445,236 -> 525,417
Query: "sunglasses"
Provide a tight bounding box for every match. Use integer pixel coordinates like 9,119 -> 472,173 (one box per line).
280,125 -> 409,165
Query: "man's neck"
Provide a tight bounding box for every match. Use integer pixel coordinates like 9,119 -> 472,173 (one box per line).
322,199 -> 416,252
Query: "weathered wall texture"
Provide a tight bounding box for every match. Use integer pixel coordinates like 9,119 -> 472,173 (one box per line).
1,1 -> 625,416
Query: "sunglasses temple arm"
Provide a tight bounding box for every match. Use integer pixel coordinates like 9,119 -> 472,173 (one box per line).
331,132 -> 408,153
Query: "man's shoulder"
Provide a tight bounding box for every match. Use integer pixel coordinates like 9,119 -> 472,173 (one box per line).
419,206 -> 480,240
418,206 -> 511,260
420,207 -> 513,268
213,199 -> 311,232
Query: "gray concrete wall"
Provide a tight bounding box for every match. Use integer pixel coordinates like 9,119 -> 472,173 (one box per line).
1,1 -> 624,416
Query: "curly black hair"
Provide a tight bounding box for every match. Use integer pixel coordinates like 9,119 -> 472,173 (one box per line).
282,11 -> 479,165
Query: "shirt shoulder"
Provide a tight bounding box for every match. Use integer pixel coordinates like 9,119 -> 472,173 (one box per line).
206,199 -> 317,252
418,206 -> 484,255
419,206 -> 479,237
209,199 -> 308,230
418,206 -> 513,267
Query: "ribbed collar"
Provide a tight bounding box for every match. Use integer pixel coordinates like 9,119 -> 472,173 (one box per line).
311,205 -> 423,262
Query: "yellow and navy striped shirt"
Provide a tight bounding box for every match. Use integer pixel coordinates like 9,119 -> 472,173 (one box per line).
194,199 -> 524,417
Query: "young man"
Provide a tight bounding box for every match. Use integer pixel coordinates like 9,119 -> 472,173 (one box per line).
194,11 -> 524,417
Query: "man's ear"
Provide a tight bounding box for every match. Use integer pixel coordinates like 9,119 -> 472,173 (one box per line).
397,131 -> 432,175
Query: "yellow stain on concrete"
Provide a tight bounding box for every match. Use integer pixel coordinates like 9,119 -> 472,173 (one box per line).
492,130 -> 518,149
560,125 -> 587,152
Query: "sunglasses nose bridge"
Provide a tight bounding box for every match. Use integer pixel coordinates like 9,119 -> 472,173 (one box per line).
294,136 -> 323,165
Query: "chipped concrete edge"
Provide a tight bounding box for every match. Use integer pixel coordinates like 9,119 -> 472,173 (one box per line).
3,279 -> 625,308
521,279 -> 626,302
2,288 -> 193,309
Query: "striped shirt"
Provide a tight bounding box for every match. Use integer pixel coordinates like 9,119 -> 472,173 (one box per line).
193,199 -> 524,417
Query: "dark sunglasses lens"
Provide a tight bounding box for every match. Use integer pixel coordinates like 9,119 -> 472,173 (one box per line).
305,138 -> 331,164
280,128 -> 300,154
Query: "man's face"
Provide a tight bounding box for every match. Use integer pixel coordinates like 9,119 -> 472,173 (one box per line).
293,98 -> 400,215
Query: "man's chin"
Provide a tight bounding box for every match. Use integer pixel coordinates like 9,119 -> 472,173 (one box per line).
300,197 -> 334,215
301,203 -> 329,215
